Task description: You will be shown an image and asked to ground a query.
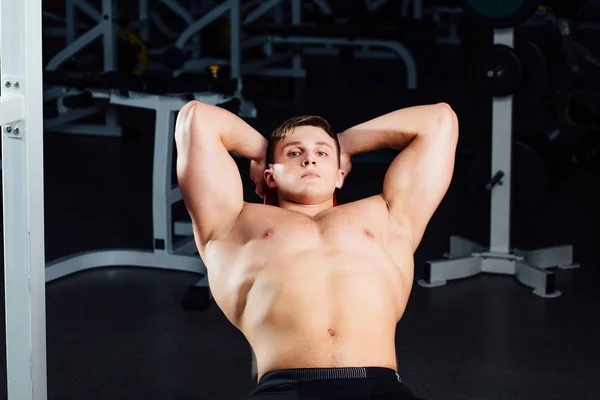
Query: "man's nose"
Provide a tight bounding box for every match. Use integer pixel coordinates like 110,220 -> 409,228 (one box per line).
303,158 -> 316,166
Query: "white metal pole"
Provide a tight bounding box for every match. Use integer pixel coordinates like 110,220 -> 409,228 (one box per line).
489,29 -> 514,254
1,0 -> 48,399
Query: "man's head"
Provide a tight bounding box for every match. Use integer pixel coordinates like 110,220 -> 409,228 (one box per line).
264,115 -> 344,205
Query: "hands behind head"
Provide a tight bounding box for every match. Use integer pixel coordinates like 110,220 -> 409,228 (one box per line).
340,149 -> 352,180
250,158 -> 268,199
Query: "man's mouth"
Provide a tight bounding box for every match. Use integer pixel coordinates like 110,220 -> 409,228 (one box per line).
301,171 -> 320,178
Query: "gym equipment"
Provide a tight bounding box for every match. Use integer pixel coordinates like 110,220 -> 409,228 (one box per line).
468,141 -> 549,219
45,0 -> 122,138
242,21 -> 420,89
558,88 -> 600,136
4,0 -> 258,386
422,28 -> 578,298
477,44 -> 522,97
162,45 -> 186,71
462,0 -> 541,28
476,40 -> 548,113
514,40 -> 548,113
117,30 -> 149,75
2,0 -> 47,398
151,0 -> 242,78
46,0 -> 115,72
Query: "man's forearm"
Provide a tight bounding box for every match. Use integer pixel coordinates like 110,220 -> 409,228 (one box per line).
338,103 -> 453,155
185,101 -> 267,161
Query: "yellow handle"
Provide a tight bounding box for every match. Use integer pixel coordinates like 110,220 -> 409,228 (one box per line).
209,65 -> 220,76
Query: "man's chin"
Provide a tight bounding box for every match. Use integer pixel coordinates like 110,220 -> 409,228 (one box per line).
289,191 -> 332,205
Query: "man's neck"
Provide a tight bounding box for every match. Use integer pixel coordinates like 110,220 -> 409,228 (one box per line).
277,198 -> 335,218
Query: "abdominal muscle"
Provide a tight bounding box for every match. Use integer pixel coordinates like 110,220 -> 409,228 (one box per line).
237,249 -> 409,380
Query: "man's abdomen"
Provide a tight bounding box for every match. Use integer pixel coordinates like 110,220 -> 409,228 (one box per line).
241,250 -> 408,380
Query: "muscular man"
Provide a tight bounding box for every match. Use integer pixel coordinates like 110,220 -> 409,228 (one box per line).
174,101 -> 458,399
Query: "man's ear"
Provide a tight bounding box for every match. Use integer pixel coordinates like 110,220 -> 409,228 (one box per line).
264,167 -> 278,189
335,170 -> 345,189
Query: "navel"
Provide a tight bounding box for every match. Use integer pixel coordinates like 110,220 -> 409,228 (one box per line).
327,329 -> 336,337
262,228 -> 275,238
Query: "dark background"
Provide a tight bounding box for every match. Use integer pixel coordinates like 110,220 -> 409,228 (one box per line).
1,0 -> 600,399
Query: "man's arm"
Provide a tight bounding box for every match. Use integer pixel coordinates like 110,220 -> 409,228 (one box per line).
174,101 -> 267,249
338,103 -> 459,250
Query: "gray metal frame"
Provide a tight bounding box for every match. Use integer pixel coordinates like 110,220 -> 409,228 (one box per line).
420,29 -> 579,298
44,86 -> 260,283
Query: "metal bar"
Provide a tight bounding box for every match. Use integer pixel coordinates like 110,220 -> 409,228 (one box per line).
66,0 -> 76,43
489,29 -> 514,254
311,0 -> 332,15
139,0 -> 149,40
153,104 -> 176,253
45,250 -> 205,282
290,0 -> 303,73
161,0 -> 195,24
102,0 -> 115,71
74,0 -> 102,22
175,1 -> 231,48
45,22 -> 104,70
268,36 -> 417,88
1,0 -> 47,398
160,0 -> 201,58
230,0 -> 241,78
243,0 -> 284,24
0,95 -> 25,125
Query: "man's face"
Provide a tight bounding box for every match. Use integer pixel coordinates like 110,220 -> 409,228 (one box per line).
265,126 -> 344,205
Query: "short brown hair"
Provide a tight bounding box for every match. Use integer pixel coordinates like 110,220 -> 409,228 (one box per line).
266,115 -> 340,166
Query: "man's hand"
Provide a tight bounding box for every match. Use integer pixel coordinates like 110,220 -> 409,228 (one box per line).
340,149 -> 352,179
250,158 -> 267,199
338,133 -> 352,178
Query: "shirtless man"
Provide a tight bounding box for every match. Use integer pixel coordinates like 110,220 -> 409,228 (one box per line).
174,100 -> 458,399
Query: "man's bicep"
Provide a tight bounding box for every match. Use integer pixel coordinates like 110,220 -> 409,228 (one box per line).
382,125 -> 458,248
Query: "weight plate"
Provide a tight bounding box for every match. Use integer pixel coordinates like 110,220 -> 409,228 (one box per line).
558,88 -> 600,136
478,44 -> 522,97
117,30 -> 148,76
515,40 -> 548,114
468,141 -> 549,219
463,0 -> 541,28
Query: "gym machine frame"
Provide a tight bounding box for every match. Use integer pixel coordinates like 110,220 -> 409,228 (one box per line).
238,0 -> 418,89
1,0 -> 48,398
420,28 -> 579,298
43,90 -> 219,284
44,0 -> 121,138
146,0 -> 418,90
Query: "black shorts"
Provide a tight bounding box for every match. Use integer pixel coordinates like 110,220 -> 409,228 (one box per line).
244,367 -> 425,399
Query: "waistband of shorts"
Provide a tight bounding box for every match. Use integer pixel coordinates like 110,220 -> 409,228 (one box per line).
258,367 -> 402,386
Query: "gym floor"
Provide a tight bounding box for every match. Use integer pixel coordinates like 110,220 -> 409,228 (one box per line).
1,45 -> 600,399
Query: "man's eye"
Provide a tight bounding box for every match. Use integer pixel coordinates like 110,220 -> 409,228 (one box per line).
317,151 -> 327,156
289,151 -> 300,157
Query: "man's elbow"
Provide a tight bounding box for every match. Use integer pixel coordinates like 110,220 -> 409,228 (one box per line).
433,102 -> 459,142
174,100 -> 200,145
